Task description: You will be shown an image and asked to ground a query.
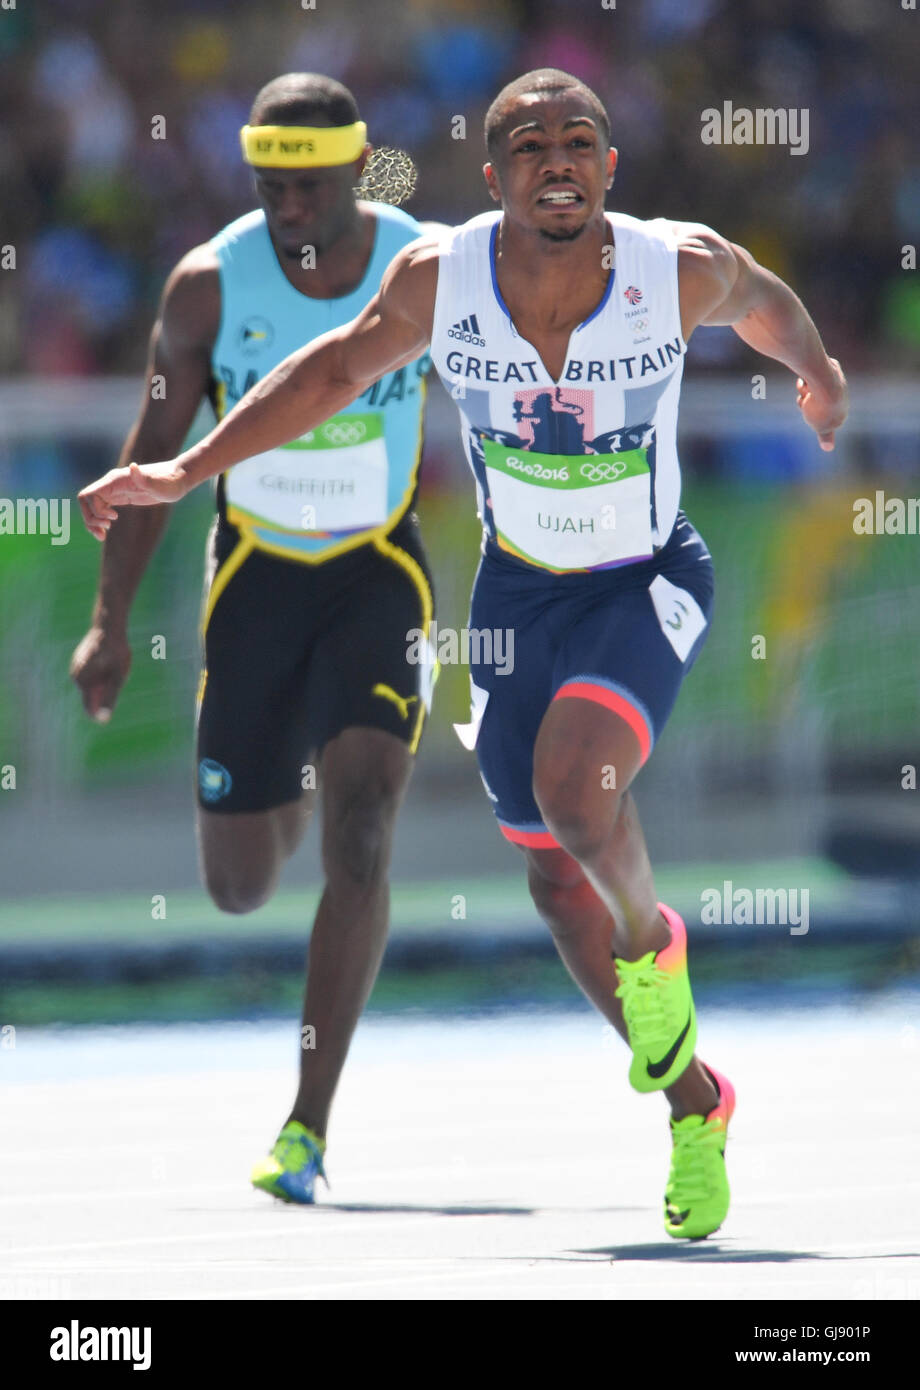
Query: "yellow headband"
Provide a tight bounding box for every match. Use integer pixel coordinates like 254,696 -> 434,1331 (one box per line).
239,122 -> 367,168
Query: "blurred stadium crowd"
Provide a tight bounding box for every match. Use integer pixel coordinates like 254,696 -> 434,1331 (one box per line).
1,0 -> 917,379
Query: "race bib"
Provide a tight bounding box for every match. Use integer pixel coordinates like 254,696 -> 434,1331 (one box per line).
225,412 -> 388,534
482,440 -> 653,570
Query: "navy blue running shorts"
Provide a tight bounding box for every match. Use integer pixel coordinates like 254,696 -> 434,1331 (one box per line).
464,510 -> 714,848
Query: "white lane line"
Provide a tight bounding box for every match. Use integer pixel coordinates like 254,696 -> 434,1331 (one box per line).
0,1209 -> 542,1259
2,1171 -> 917,1213
0,1141 -> 223,1163
185,1263 -> 878,1300
201,1284 -> 790,1302
13,1245 -> 919,1277
4,1259 -> 468,1276
0,1273 -> 906,1301
0,1183 -> 244,1205
2,1125 -> 917,1166
194,1264 -> 563,1299
5,1228 -> 917,1273
0,1156 -> 648,1206
262,1284 -> 868,1302
735,1182 -> 920,1206
768,1238 -> 920,1255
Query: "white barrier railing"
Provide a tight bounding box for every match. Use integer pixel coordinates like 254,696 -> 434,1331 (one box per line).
1,374 -> 918,443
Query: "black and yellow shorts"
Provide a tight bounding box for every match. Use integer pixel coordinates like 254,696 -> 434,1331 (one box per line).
195,513 -> 435,813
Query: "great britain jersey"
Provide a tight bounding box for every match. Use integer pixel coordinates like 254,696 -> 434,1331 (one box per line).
429,209 -> 688,573
209,203 -> 430,563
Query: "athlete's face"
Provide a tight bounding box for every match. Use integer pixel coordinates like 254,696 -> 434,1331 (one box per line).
484,94 -> 617,241
253,154 -> 367,260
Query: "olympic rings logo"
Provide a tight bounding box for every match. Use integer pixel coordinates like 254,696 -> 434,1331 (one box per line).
580,461 -> 627,482
323,420 -> 367,446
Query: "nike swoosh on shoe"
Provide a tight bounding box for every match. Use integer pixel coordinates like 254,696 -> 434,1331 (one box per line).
646,1012 -> 693,1079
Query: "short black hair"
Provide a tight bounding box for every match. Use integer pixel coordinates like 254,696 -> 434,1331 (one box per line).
250,73 -> 360,128
484,68 -> 610,156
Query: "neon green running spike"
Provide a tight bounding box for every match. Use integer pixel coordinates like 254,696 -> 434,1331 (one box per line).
613,902 -> 697,1093
251,1120 -> 328,1205
664,1064 -> 736,1239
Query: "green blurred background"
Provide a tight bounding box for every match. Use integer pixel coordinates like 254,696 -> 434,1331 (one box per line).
1,0 -> 919,1026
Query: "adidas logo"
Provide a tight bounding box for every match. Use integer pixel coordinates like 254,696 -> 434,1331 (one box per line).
448,313 -> 485,346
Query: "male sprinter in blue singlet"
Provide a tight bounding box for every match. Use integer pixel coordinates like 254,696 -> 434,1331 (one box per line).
80,69 -> 848,1239
71,74 -> 442,1203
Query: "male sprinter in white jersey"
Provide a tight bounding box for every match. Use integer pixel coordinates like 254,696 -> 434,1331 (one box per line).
79,68 -> 848,1238
70,73 -> 443,1204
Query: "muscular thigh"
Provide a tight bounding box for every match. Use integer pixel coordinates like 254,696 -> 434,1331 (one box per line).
466,513 -> 714,850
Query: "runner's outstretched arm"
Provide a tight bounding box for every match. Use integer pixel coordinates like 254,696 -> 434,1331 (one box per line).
78,238 -> 440,538
676,225 -> 848,451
